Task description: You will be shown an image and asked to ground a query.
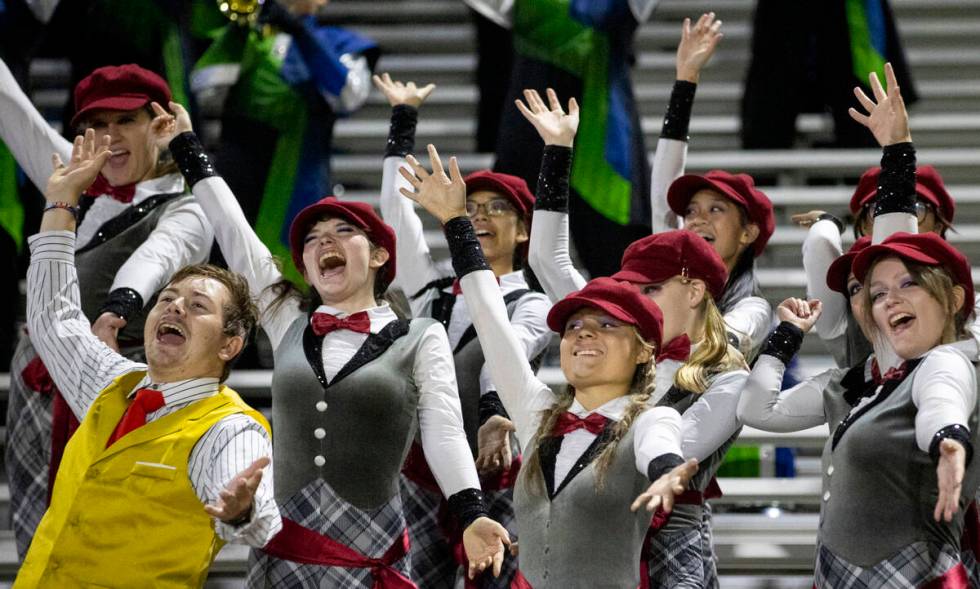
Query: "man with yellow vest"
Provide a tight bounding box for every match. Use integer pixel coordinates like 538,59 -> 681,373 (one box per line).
15,129 -> 281,588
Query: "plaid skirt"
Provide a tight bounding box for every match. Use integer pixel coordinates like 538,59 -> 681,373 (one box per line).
400,475 -> 520,588
247,478 -> 410,588
645,504 -> 718,589
814,541 -> 963,588
5,336 -> 51,559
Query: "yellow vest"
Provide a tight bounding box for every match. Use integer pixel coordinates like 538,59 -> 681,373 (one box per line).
15,371 -> 271,589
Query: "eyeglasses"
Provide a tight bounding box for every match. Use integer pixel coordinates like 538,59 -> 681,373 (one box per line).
465,198 -> 516,218
862,199 -> 935,224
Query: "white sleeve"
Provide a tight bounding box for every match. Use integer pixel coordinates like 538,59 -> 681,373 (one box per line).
379,156 -> 447,307
649,137 -> 686,235
871,211 -> 917,245
109,198 -> 214,303
461,270 -> 556,451
737,355 -> 833,432
964,296 -> 980,362
190,176 -> 300,348
724,296 -> 772,359
325,53 -> 372,115
680,370 -> 748,462
912,346 -> 977,453
803,219 -> 849,348
462,0 -> 514,28
527,209 -> 587,303
26,231 -> 144,420
634,406 -> 684,475
479,291 -> 553,394
195,415 -> 282,547
0,57 -> 72,192
416,322 -> 482,495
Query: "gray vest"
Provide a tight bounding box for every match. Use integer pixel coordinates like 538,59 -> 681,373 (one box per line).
513,425 -> 651,587
271,314 -> 438,510
656,384 -> 741,531
75,193 -> 185,345
819,356 -> 980,566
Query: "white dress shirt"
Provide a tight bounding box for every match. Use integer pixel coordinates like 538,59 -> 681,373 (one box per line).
190,174 -> 481,497
26,231 -> 279,547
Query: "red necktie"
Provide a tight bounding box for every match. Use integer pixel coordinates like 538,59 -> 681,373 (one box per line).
871,359 -> 908,386
551,411 -> 609,437
657,334 -> 692,363
106,388 -> 165,447
84,173 -> 137,203
311,311 -> 371,336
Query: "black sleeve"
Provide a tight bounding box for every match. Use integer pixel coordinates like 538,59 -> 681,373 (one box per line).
874,142 -> 917,218
444,216 -> 491,279
929,424 -> 974,466
447,488 -> 490,529
760,322 -> 805,366
385,104 -> 419,158
169,132 -> 217,188
660,80 -> 697,141
97,287 -> 144,321
534,145 -> 572,213
647,453 -> 685,482
479,391 -> 511,426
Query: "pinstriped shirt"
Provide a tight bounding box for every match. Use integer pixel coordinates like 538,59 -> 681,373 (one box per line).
26,230 -> 281,547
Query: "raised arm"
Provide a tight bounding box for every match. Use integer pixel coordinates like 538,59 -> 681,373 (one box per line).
400,144 -> 555,450
0,56 -> 72,192
29,131 -> 141,419
519,88 -> 587,302
650,14 -> 723,234
737,298 -> 833,432
162,102 -> 299,347
374,74 -> 449,310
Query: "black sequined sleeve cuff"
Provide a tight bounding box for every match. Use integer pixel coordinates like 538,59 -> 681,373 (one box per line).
818,213 -> 845,234
97,287 -> 144,321
385,105 -> 419,158
534,145 -> 572,212
647,453 -> 685,482
929,424 -> 974,466
444,216 -> 491,278
661,80 -> 697,141
169,132 -> 217,188
448,488 -> 489,529
874,142 -> 917,218
479,391 -> 511,425
761,322 -> 805,366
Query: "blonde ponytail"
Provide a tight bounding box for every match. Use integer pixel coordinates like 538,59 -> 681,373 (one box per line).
675,294 -> 747,394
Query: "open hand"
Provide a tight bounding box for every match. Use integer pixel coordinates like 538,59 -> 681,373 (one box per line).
791,210 -> 828,227
45,129 -> 112,205
92,312 -> 126,352
631,458 -> 698,513
462,516 -> 511,579
935,439 -> 966,522
373,72 -> 436,108
676,13 -> 723,83
476,415 -> 516,476
398,144 -> 467,223
776,298 -> 823,333
515,88 -> 579,147
204,456 -> 270,524
150,101 -> 193,150
848,62 -> 911,147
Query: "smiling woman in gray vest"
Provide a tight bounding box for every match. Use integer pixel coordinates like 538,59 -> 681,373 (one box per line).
400,144 -> 699,588
157,103 -> 510,587
375,75 -> 552,588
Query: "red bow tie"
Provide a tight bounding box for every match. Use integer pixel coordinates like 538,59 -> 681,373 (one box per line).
311,311 -> 371,336
84,173 -> 137,203
106,387 -> 165,447
657,334 -> 692,363
551,411 -> 609,437
871,359 -> 908,386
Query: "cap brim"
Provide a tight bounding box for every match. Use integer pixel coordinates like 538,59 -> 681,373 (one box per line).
667,175 -> 748,216
546,296 -> 635,334
826,253 -> 858,294
610,268 -> 666,285
853,243 -> 940,283
70,96 -> 152,128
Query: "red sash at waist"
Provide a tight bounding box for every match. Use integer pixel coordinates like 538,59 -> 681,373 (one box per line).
262,517 -> 416,589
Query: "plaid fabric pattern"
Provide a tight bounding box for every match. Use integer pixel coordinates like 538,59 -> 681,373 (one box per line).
482,487 -> 519,589
815,541 -> 962,588
699,504 -> 719,588
401,475 -> 457,589
246,478 -> 409,588
5,336 -> 53,559
962,549 -> 979,589
645,526 -> 711,589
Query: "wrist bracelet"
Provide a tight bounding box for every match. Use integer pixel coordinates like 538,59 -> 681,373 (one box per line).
44,201 -> 80,220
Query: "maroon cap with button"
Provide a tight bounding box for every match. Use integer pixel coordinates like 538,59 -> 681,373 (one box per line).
852,232 -> 974,312
71,64 -> 172,128
288,197 -> 397,286
849,165 -> 955,223
826,236 -> 872,295
667,170 -> 775,256
547,277 -> 664,351
612,230 -> 729,299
